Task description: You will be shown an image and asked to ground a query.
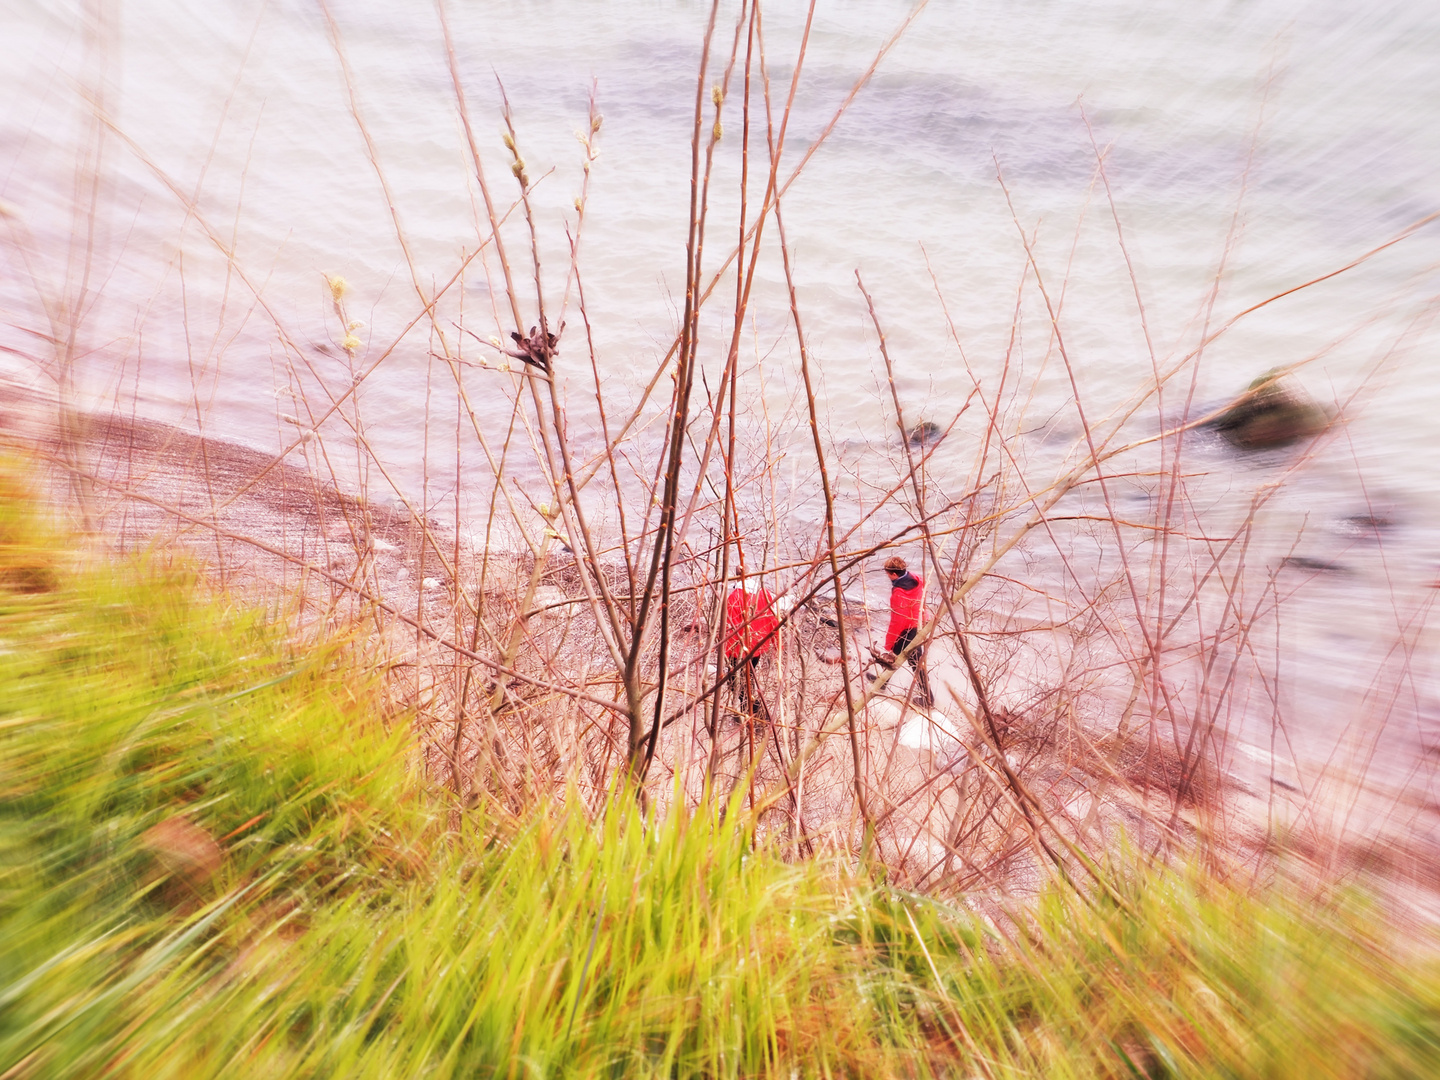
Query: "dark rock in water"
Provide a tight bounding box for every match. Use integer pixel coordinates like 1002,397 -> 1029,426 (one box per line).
1211,371 -> 1328,450
1335,513 -> 1394,538
907,421 -> 942,446
1279,556 -> 1347,573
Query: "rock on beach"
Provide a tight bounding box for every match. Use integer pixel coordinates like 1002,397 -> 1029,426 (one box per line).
1211,371 -> 1329,451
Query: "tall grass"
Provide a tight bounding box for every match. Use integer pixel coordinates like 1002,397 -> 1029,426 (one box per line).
4,471 -> 1440,1076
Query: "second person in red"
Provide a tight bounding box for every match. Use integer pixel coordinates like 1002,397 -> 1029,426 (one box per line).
882,555 -> 933,708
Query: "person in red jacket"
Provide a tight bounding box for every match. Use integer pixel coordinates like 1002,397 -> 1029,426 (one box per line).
882,555 -> 933,707
723,584 -> 779,717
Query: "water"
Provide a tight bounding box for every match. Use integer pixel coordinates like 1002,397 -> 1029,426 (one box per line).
5,0 -> 1437,461
5,0 -> 1440,820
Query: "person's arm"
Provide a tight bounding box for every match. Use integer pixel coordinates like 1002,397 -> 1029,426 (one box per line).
884,591 -> 904,653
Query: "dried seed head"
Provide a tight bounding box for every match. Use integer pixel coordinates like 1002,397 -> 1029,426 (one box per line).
712,85 -> 724,107
712,122 -> 723,142
327,275 -> 348,301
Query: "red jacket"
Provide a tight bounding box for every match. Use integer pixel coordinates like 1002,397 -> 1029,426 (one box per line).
885,572 -> 925,652
724,587 -> 779,658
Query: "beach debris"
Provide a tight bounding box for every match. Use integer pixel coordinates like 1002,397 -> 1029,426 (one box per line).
828,698 -> 943,740
1211,370 -> 1328,450
141,815 -> 221,899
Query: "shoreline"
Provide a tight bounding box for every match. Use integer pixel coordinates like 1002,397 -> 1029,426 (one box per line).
7,377 -> 1440,920
0,379 -> 458,614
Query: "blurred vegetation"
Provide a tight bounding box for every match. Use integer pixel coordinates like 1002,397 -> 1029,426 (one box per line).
2,465 -> 1439,1078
